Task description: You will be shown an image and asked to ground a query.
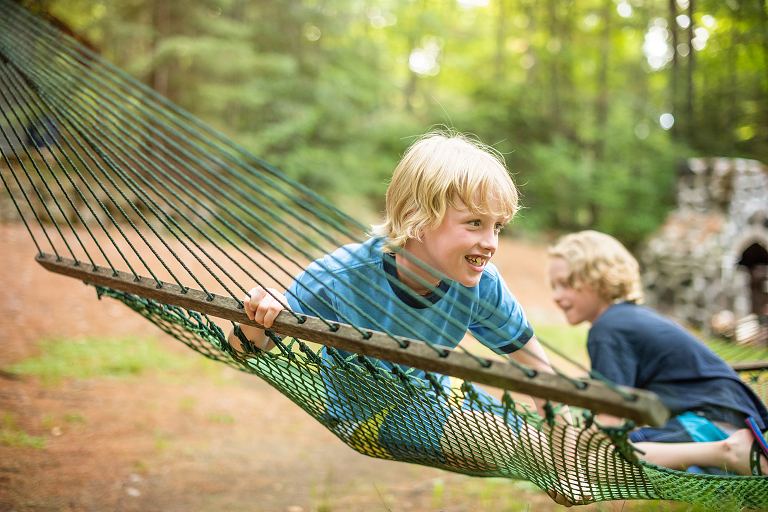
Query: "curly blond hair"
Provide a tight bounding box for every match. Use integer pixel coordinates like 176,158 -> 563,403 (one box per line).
548,230 -> 645,304
371,129 -> 520,250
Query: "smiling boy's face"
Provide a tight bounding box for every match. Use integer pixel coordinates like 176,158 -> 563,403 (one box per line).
548,257 -> 611,325
402,195 -> 506,290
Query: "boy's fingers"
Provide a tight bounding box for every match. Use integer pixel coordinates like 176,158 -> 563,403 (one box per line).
248,286 -> 267,304
262,304 -> 281,329
255,293 -> 286,328
242,295 -> 256,320
242,287 -> 287,327
243,287 -> 268,316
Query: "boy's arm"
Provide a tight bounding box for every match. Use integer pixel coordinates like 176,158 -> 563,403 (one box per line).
227,286 -> 289,352
508,336 -> 572,422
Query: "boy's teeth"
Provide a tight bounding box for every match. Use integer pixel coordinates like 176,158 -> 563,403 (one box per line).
467,256 -> 485,265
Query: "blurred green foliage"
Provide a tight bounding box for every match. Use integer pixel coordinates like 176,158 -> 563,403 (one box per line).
32,0 -> 768,248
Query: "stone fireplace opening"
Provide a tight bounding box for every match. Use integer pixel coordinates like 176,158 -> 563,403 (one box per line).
641,157 -> 768,345
738,242 -> 768,317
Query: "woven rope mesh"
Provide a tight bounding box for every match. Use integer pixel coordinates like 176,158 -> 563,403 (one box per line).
2,0 -> 767,508
97,286 -> 768,509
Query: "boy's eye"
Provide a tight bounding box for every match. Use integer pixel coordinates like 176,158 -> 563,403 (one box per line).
468,219 -> 481,227
494,223 -> 503,233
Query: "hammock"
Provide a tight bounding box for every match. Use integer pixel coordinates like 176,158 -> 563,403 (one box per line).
1,1 -> 767,508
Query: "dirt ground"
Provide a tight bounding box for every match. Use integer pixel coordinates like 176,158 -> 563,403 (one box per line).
0,222 -> 646,512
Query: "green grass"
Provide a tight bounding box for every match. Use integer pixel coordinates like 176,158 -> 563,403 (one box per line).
704,336 -> 768,362
205,412 -> 234,424
1,412 -> 47,450
1,327 -> 760,512
153,429 -> 173,451
531,322 -> 768,370
178,396 -> 197,413
531,323 -> 590,363
4,336 -> 196,384
65,412 -> 87,423
1,429 -> 47,449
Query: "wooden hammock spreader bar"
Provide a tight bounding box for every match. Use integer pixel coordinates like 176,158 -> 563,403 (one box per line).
731,360 -> 768,372
37,252 -> 670,426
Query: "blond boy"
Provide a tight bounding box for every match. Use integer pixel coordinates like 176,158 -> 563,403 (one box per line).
548,230 -> 768,476
228,130 -> 560,467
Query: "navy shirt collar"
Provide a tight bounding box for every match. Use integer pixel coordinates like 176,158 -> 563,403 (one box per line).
382,253 -> 450,309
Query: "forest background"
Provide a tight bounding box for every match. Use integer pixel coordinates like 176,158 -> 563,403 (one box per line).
2,2 -> 768,510
32,0 -> 768,248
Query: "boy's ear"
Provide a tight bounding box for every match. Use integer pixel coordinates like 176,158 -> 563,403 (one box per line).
416,219 -> 440,238
404,209 -> 427,238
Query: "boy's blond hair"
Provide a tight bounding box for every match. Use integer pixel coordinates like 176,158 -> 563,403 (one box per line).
371,130 -> 519,250
548,230 -> 645,304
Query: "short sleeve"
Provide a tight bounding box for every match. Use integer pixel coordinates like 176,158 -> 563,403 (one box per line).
469,266 -> 533,355
286,259 -> 339,321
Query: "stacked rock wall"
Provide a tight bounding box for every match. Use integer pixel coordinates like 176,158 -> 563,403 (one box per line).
641,157 -> 768,331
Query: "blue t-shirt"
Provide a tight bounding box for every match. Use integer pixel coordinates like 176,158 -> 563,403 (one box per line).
285,237 -> 534,379
589,302 -> 768,429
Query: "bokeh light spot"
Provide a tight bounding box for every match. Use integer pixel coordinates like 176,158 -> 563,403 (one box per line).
660,113 -> 674,130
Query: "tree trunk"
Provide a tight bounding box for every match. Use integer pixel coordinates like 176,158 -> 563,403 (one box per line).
151,0 -> 171,98
668,0 -> 678,139
590,0 -> 612,229
549,0 -> 561,131
404,35 -> 418,112
760,0 -> 768,153
686,0 -> 695,143
495,0 -> 507,81
594,0 -> 611,162
729,28 -> 739,152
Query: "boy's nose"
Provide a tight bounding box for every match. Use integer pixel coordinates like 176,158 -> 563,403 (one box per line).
479,228 -> 498,251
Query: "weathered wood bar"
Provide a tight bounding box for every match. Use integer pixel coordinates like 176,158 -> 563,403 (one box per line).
37,252 -> 671,426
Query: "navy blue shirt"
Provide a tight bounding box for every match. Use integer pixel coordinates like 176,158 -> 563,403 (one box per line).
589,302 -> 768,429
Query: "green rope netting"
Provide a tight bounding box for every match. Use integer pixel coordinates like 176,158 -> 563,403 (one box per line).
95,285 -> 768,510
2,0 -> 768,508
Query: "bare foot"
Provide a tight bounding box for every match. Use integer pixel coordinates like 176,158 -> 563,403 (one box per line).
546,473 -> 596,507
547,489 -> 593,507
723,428 -> 768,476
